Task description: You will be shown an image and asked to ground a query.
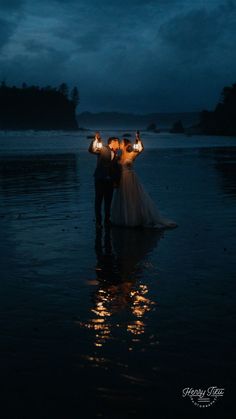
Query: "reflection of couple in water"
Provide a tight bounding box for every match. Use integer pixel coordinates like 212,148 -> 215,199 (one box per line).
86,226 -> 163,346
88,131 -> 177,230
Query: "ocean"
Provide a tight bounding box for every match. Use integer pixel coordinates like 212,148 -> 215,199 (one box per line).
0,130 -> 235,418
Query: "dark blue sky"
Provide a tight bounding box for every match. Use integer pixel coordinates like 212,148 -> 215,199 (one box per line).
0,0 -> 236,113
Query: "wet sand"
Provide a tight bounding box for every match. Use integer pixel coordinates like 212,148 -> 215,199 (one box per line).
0,134 -> 235,418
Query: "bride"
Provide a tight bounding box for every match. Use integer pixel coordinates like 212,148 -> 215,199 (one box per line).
111,137 -> 177,229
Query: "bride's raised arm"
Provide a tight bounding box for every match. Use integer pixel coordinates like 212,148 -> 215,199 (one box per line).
133,139 -> 144,153
128,137 -> 144,160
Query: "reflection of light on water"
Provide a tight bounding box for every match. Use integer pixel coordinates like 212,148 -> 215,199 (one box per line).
127,284 -> 155,335
78,290 -> 113,346
127,320 -> 145,335
91,289 -> 112,318
78,281 -> 156,347
130,284 -> 154,319
79,317 -> 111,346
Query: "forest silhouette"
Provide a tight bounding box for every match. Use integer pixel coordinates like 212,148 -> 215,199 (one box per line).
0,82 -> 79,130
199,83 -> 236,136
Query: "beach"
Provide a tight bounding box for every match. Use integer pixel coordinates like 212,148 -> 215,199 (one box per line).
0,131 -> 235,418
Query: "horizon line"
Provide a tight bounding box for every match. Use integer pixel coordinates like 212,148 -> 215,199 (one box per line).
77,110 -> 203,115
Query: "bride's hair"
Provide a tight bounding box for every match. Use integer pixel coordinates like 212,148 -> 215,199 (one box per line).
123,138 -> 133,153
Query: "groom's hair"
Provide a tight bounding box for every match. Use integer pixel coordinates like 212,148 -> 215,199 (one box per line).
108,137 -> 119,144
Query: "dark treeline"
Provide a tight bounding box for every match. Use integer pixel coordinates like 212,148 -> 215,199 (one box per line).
0,82 -> 79,130
199,83 -> 236,136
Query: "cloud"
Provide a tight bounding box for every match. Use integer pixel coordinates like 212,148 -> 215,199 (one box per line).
0,47 -> 70,87
0,18 -> 15,49
0,0 -> 235,112
0,0 -> 26,52
0,0 -> 25,11
23,39 -> 58,55
158,2 -> 236,59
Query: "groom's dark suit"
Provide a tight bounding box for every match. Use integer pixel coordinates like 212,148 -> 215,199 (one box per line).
88,141 -> 121,225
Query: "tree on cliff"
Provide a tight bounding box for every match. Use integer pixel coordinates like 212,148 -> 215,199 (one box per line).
58,83 -> 69,98
70,86 -> 79,108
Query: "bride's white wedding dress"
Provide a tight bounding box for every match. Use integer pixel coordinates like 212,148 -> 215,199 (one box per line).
111,158 -> 177,229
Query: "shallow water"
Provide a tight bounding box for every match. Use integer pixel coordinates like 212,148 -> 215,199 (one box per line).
0,132 -> 235,418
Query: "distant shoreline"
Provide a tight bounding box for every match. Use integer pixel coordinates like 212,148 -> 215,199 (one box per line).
78,83 -> 236,137
76,111 -> 200,132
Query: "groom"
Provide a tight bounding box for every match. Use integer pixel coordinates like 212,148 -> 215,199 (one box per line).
88,133 -> 120,229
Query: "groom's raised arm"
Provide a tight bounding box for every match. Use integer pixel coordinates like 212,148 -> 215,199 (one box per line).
88,137 -> 103,154
88,139 -> 98,154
